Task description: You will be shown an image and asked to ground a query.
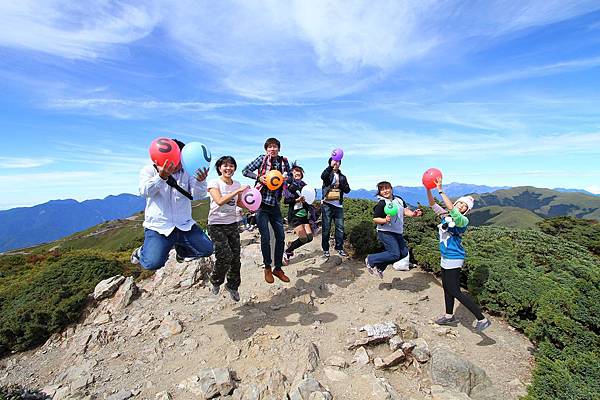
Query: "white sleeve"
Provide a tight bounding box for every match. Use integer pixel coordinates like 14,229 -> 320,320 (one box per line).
139,165 -> 167,198
190,177 -> 208,200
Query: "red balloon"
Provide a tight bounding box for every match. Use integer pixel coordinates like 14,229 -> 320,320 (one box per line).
149,137 -> 181,167
422,168 -> 442,189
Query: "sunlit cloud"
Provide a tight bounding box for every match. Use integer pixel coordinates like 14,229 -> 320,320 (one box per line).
0,157 -> 54,169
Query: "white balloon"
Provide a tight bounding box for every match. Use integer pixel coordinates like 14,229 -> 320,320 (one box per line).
301,185 -> 316,204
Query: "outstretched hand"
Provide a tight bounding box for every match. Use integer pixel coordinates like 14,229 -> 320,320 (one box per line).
435,177 -> 443,191
195,167 -> 209,182
413,209 -> 423,217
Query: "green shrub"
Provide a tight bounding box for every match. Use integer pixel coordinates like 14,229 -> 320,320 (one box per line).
343,199 -> 600,399
0,250 -> 124,356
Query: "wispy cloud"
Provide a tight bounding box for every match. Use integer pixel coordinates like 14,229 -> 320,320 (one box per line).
0,157 -> 54,169
0,1 -> 160,59
445,57 -> 600,91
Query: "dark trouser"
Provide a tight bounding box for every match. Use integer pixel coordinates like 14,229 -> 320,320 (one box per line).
208,223 -> 241,290
286,234 -> 313,253
256,203 -> 285,269
441,268 -> 484,320
139,225 -> 214,270
367,230 -> 408,271
321,203 -> 344,251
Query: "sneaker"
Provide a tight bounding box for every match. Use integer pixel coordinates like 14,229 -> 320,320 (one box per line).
323,251 -> 330,258
475,319 -> 492,332
435,315 -> 456,325
264,267 -> 274,284
283,251 -> 293,266
374,268 -> 384,279
391,260 -> 410,271
211,284 -> 220,295
226,287 -> 241,302
338,249 -> 348,257
176,254 -> 199,263
365,257 -> 378,277
272,268 -> 290,283
130,247 -> 141,265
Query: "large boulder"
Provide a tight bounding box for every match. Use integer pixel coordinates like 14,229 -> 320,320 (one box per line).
429,348 -> 493,397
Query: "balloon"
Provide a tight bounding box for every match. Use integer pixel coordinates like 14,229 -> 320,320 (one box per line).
265,170 -> 284,191
384,202 -> 399,217
301,185 -> 316,204
331,148 -> 344,161
149,137 -> 181,167
181,142 -> 212,176
241,188 -> 262,211
422,168 -> 443,189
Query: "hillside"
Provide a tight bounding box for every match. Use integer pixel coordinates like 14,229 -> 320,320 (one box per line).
468,206 -> 543,229
0,194 -> 146,253
0,232 -> 533,400
474,186 -> 600,220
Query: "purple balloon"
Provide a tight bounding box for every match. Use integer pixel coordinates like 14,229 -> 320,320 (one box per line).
331,148 -> 344,161
241,188 -> 262,212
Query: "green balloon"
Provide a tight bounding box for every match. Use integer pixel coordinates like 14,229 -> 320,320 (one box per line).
384,202 -> 399,216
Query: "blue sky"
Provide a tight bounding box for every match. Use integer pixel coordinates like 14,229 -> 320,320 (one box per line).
1,1 -> 600,210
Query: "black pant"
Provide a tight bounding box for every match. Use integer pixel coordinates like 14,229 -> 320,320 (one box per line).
441,268 -> 484,320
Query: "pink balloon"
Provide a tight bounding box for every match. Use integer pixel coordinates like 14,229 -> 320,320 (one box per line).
241,188 -> 262,211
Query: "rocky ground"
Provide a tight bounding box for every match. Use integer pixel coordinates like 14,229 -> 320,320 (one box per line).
0,230 -> 534,399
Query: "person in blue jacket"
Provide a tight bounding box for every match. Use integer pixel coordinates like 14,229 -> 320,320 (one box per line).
426,177 -> 491,332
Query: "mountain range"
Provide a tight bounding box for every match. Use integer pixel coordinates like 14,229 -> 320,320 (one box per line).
1,184 -> 599,253
0,194 -> 145,253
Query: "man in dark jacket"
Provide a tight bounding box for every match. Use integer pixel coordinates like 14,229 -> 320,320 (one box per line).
320,157 -> 351,257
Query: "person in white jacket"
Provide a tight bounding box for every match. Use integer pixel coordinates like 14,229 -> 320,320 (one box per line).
131,139 -> 214,270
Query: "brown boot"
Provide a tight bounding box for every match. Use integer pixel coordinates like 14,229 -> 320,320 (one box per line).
264,267 -> 274,284
272,268 -> 290,283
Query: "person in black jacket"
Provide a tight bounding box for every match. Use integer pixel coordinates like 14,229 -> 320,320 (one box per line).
320,157 -> 351,257
282,165 -> 315,265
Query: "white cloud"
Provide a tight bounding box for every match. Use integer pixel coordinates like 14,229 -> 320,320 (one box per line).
585,185 -> 600,194
0,1 -> 160,59
0,157 -> 54,169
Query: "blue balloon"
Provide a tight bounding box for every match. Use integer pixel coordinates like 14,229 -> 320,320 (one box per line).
181,142 -> 212,176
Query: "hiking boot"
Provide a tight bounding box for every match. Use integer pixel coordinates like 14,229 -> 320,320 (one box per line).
227,287 -> 241,302
323,251 -> 330,258
475,319 -> 492,332
264,267 -> 274,284
130,247 -> 141,265
435,315 -> 456,325
211,284 -> 220,295
338,249 -> 348,257
272,268 -> 290,283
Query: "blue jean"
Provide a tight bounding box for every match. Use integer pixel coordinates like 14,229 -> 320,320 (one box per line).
367,230 -> 408,271
140,225 -> 214,270
256,203 -> 285,269
321,203 -> 344,251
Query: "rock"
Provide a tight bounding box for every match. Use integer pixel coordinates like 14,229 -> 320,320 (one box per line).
431,385 -> 471,400
93,313 -> 112,326
71,373 -> 94,390
94,276 -> 125,301
158,317 -> 183,338
289,374 -> 332,400
325,355 -> 347,369
389,335 -> 403,351
323,367 -> 349,382
307,342 -> 320,372
107,390 -> 133,400
360,321 -> 398,338
353,347 -> 370,365
410,338 -> 430,363
430,348 -> 493,397
400,324 -> 418,340
374,350 -> 406,369
106,276 -> 139,312
368,375 -> 405,400
187,368 -> 236,399
155,392 -> 171,400
347,335 -> 391,350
